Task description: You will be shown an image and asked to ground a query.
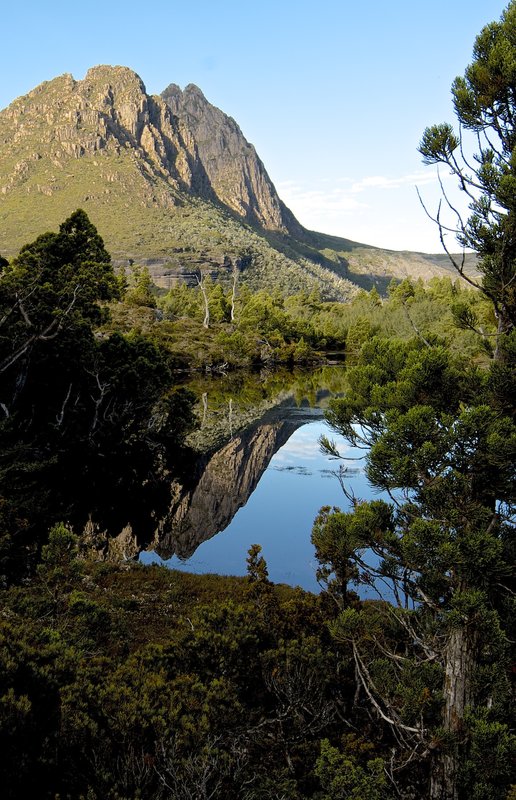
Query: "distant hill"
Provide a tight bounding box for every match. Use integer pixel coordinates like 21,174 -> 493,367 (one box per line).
0,65 -> 475,297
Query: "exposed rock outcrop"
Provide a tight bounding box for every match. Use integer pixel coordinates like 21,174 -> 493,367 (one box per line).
161,83 -> 301,234
0,64 -> 461,289
0,66 -> 301,236
0,66 -> 200,194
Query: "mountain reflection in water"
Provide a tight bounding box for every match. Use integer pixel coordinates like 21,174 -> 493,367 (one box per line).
143,420 -> 371,593
154,408 -> 320,561
136,367 -> 375,593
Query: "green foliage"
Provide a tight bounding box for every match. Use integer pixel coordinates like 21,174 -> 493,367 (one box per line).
315,739 -> 389,799
145,275 -> 493,372
38,523 -> 82,587
460,712 -> 516,800
155,282 -> 327,367
0,552 -> 354,799
315,29 -> 516,773
0,212 -> 195,573
124,264 -> 156,308
2,18 -> 516,793
419,122 -> 459,164
315,299 -> 515,796
246,544 -> 270,583
419,1 -> 516,352
1,208 -> 120,341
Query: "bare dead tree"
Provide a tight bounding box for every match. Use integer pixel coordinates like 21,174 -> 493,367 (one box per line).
196,271 -> 210,329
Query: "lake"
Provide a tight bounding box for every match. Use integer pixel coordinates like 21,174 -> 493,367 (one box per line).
140,367 -> 380,594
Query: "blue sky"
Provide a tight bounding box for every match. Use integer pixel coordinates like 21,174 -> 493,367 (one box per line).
0,0 -> 508,252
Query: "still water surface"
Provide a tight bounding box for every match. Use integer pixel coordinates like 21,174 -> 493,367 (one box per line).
142,417 -> 377,594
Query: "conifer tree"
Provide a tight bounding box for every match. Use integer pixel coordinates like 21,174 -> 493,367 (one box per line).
315,5 -> 516,796
418,1 -> 516,360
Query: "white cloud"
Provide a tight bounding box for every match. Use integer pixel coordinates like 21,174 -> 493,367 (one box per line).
271,436 -> 320,463
277,182 -> 368,215
275,167 -> 465,252
350,170 -> 440,193
277,170 -> 445,222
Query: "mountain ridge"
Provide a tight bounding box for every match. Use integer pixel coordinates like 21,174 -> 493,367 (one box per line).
160,81 -> 303,235
0,65 -> 471,295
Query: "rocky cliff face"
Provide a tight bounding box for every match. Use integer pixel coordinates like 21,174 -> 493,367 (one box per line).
0,66 -> 300,240
80,410 -> 306,564
161,83 -> 301,234
0,66 -> 201,203
0,64 -> 458,290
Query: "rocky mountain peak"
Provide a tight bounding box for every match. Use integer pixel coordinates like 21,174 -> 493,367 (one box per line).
183,83 -> 207,99
0,65 -> 206,218
84,64 -> 146,88
0,64 -> 457,294
161,81 -> 298,233
0,65 -> 300,243
160,83 -> 182,107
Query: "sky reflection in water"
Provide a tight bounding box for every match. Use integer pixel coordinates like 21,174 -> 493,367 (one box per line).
142,420 -> 381,594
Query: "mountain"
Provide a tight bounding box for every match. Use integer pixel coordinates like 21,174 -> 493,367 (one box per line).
0,65 -> 468,296
161,82 -> 302,236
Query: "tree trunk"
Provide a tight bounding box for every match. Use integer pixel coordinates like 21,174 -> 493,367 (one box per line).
430,623 -> 476,800
493,304 -> 514,363
230,268 -> 238,323
196,273 -> 210,329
